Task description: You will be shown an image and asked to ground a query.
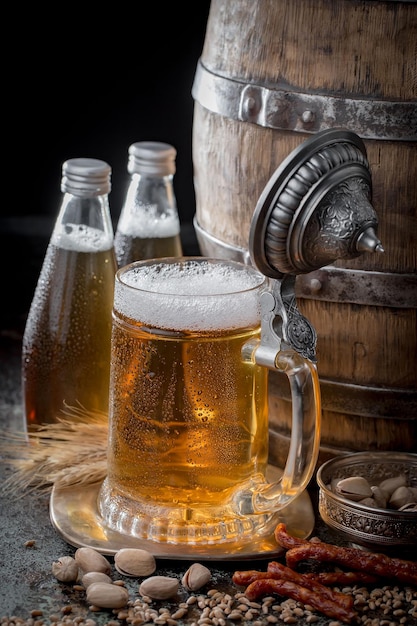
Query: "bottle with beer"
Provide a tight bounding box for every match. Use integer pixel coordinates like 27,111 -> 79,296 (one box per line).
22,158 -> 117,431
114,141 -> 183,267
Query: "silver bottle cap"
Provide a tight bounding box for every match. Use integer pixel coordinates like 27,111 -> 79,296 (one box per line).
61,158 -> 112,196
128,141 -> 177,176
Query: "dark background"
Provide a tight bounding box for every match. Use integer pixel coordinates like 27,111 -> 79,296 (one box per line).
2,3 -> 212,328
4,3 -> 212,224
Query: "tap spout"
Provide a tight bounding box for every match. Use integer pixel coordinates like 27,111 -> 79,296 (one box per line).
356,226 -> 384,254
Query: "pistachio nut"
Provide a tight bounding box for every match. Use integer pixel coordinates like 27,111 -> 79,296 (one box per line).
330,478 -> 340,492
182,563 -> 211,591
409,487 -> 417,500
51,555 -> 79,582
389,486 -> 415,510
335,476 -> 373,501
358,497 -> 379,508
370,485 -> 387,509
114,547 -> 156,577
74,546 -> 112,575
82,571 -> 113,588
139,575 -> 180,600
379,474 -> 407,498
86,581 -> 129,609
399,502 -> 417,512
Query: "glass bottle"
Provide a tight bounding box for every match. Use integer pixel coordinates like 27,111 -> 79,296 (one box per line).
114,141 -> 183,267
22,158 -> 117,431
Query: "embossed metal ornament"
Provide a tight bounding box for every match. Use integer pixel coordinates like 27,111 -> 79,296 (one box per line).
249,128 -> 383,363
249,128 -> 383,278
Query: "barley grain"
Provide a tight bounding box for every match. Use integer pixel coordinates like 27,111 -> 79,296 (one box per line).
227,610 -> 243,620
140,595 -> 152,604
186,596 -> 198,606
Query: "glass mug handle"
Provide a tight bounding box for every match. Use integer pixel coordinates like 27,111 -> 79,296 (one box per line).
240,283 -> 322,514
255,350 -> 321,512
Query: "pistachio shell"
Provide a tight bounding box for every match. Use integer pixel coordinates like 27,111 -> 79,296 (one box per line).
114,548 -> 156,577
335,476 -> 373,501
389,486 -> 414,510
399,502 -> 417,512
409,487 -> 417,500
330,478 -> 340,492
379,474 -> 407,497
82,571 -> 113,588
51,555 -> 79,582
182,563 -> 211,591
86,581 -> 129,609
139,575 -> 180,600
74,546 -> 112,575
358,497 -> 379,508
370,485 -> 387,509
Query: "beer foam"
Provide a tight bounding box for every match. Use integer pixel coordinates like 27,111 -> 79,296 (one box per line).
52,223 -> 114,252
117,207 -> 180,238
116,259 -> 265,330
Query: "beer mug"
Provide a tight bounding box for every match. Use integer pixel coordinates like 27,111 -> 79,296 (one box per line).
98,257 -> 321,545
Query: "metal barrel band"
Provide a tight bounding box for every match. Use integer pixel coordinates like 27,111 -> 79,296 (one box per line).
296,267 -> 417,308
192,60 -> 417,141
195,219 -> 417,309
269,375 -> 417,419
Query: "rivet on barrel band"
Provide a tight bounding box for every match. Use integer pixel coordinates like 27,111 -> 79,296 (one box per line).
192,60 -> 417,141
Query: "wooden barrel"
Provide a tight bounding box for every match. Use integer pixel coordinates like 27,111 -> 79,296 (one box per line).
192,0 -> 417,467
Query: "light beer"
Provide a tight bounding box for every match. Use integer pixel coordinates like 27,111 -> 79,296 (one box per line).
114,182 -> 183,267
99,258 -> 270,542
114,227 -> 182,267
22,224 -> 117,429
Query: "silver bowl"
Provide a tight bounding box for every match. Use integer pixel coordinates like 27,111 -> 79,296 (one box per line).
316,452 -> 417,553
